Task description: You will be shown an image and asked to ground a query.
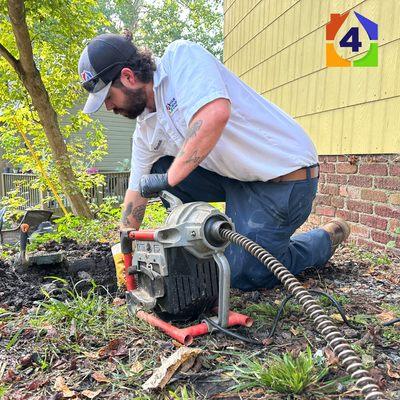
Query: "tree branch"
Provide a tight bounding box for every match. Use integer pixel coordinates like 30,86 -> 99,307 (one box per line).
8,0 -> 36,75
0,42 -> 22,75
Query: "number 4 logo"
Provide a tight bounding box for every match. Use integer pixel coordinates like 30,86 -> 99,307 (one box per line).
326,12 -> 378,67
339,27 -> 362,52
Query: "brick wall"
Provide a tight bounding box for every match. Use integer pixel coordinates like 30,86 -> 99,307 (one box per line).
310,154 -> 400,251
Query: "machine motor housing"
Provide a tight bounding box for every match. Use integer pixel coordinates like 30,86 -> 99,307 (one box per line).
128,240 -> 219,321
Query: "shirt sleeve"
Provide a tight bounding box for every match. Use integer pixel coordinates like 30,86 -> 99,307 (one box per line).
128,128 -> 161,191
166,40 -> 231,126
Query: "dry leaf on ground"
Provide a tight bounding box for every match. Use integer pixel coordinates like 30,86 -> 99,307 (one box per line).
82,389 -> 102,399
112,298 -> 125,306
387,363 -> 400,379
142,347 -> 202,390
54,376 -> 75,398
130,361 -> 143,373
92,371 -> 110,383
98,338 -> 128,358
324,348 -> 339,366
376,311 -> 396,323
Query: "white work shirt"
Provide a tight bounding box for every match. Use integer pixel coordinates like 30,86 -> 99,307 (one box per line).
128,40 -> 318,191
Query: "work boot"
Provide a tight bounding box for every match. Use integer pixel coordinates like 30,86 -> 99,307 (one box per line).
321,218 -> 350,255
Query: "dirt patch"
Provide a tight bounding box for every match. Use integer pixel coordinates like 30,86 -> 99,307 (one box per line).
0,240 -> 117,311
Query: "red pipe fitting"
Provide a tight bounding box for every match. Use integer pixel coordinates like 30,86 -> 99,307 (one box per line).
130,230 -> 156,241
136,310 -> 254,345
123,253 -> 137,290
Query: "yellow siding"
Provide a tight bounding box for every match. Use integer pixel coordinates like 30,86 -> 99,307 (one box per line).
224,0 -> 400,154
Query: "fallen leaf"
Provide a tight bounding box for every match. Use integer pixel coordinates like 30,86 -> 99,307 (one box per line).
324,348 -> 339,366
54,376 -> 75,398
387,363 -> 400,379
82,389 -> 102,399
376,311 -> 396,323
98,338 -> 128,358
83,351 -> 100,360
179,357 -> 196,373
2,368 -> 19,383
142,347 -> 202,390
26,378 -> 49,391
19,354 -> 33,367
290,326 -> 299,336
130,361 -> 143,374
369,368 -> 386,390
330,313 -> 345,323
262,337 -> 273,346
112,298 -> 125,306
92,371 -> 110,383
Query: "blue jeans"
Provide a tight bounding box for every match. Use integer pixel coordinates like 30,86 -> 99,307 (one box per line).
151,157 -> 332,291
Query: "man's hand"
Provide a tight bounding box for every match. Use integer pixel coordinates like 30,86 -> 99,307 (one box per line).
139,173 -> 170,198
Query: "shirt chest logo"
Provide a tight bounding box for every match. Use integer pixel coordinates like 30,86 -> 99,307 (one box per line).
166,97 -> 178,116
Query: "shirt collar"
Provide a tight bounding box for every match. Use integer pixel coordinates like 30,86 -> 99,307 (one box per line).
153,57 -> 167,89
137,58 -> 166,123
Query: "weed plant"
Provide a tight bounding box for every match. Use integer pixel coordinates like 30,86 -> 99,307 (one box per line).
30,278 -> 129,339
231,347 -> 331,395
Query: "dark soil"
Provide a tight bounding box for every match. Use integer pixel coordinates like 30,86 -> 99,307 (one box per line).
0,240 -> 399,399
0,239 -> 117,311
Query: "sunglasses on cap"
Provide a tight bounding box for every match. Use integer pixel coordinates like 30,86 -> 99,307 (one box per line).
81,61 -> 128,93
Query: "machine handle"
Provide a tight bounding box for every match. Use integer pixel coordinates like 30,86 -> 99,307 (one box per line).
158,190 -> 183,211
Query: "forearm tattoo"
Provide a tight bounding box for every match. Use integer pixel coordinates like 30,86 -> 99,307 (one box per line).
121,202 -> 146,227
177,120 -> 203,159
184,150 -> 204,166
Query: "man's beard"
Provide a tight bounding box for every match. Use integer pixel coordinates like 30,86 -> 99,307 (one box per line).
113,86 -> 147,119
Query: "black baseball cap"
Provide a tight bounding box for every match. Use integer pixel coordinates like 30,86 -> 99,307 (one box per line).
78,34 -> 137,114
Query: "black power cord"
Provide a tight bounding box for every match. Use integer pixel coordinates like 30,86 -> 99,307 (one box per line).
202,289 -> 358,345
383,318 -> 400,327
202,315 -> 263,346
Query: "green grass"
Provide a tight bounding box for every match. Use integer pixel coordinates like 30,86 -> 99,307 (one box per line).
381,303 -> 400,314
230,347 -> 330,395
382,326 -> 400,343
351,313 -> 378,327
0,385 -> 9,398
167,385 -> 197,400
29,277 -> 131,340
318,293 -> 349,307
347,244 -> 392,266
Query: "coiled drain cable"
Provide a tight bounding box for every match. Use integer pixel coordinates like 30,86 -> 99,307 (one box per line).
219,228 -> 386,400
203,289 -> 357,345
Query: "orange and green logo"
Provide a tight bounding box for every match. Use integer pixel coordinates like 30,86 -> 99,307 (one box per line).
326,12 -> 378,67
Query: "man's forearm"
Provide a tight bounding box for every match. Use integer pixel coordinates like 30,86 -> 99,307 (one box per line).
121,189 -> 148,229
167,98 -> 230,186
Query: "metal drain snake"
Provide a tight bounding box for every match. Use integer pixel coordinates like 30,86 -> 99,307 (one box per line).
220,228 -> 385,400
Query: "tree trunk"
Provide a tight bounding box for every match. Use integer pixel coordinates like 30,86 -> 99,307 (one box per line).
5,0 -> 92,218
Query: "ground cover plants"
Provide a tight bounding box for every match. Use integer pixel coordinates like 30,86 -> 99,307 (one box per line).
0,201 -> 399,399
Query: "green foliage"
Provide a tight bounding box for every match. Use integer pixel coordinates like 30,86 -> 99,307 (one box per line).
97,0 -> 142,32
231,347 -> 330,395
167,385 -> 197,399
387,227 -> 400,249
382,326 -> 400,343
141,201 -> 167,229
348,244 -> 392,266
0,187 -> 28,225
0,385 -> 9,398
27,199 -> 169,249
0,0 -> 109,205
27,198 -> 120,249
133,0 -> 223,58
100,0 -> 223,59
31,278 -> 120,339
318,293 -> 349,307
